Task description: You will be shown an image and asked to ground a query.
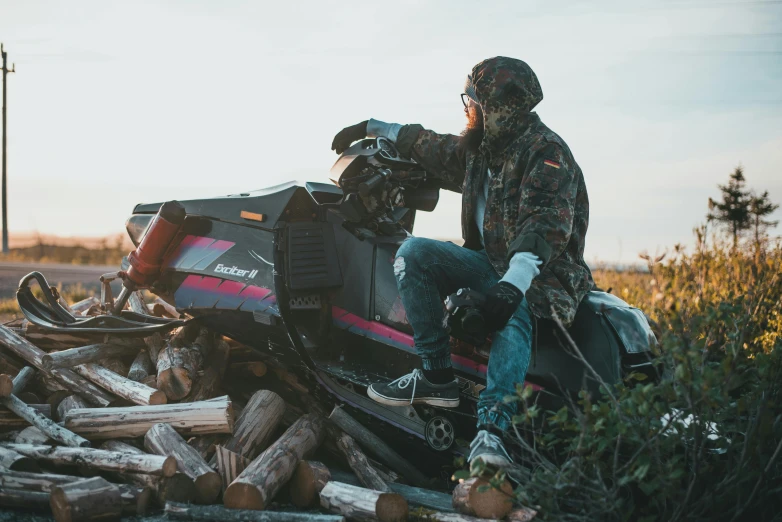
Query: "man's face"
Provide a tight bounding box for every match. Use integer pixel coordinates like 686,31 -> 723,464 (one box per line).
460,96 -> 484,153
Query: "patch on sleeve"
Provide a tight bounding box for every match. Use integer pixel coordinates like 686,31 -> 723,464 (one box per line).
543,159 -> 561,169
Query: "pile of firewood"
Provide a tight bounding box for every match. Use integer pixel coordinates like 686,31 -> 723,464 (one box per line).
0,292 -> 537,522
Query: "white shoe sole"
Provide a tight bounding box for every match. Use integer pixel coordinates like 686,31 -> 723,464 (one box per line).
367,386 -> 460,408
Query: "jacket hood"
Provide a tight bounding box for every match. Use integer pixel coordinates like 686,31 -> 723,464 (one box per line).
471,56 -> 543,160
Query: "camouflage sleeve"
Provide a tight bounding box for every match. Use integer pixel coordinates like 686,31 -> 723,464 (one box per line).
507,143 -> 577,267
396,124 -> 466,190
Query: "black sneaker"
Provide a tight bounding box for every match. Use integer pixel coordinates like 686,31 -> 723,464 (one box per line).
468,429 -> 513,468
367,369 -> 460,408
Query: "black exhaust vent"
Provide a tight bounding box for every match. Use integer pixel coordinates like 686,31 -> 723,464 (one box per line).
285,223 -> 343,291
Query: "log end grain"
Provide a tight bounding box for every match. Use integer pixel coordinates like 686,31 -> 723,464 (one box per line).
118,485 -> 154,516
290,460 -> 331,508
376,493 -> 409,522
148,389 -> 168,406
0,374 -> 13,397
223,482 -> 265,511
159,473 -> 197,505
193,472 -> 222,505
452,477 -> 513,520
40,355 -> 55,372
158,368 -> 192,401
161,455 -> 178,478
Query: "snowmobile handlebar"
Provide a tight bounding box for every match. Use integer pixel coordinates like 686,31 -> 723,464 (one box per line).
330,137 -> 441,232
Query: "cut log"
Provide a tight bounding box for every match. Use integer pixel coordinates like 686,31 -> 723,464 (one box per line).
49,368 -> 115,407
3,443 -> 177,477
0,403 -> 51,428
96,356 -> 129,377
16,391 -> 41,404
50,476 -> 122,522
41,343 -> 140,370
16,426 -> 51,444
0,393 -> 90,447
184,339 -> 229,402
73,363 -> 166,406
40,372 -> 70,394
0,351 -> 23,376
16,321 -> 105,350
273,367 -> 309,393
188,434 -> 223,461
0,373 -> 12,396
329,405 -> 430,488
215,445 -> 249,492
388,482 -> 455,513
117,484 -> 154,516
156,344 -> 192,400
154,297 -> 179,318
0,444 -> 39,471
142,375 -> 158,389
46,390 -> 72,410
127,291 -> 148,315
57,395 -> 90,422
331,468 -> 458,514
507,507 -> 538,521
320,481 -> 408,522
63,396 -> 233,439
335,431 -> 390,492
0,324 -> 115,407
0,468 -> 84,490
0,488 -> 50,511
144,333 -> 164,363
367,457 -> 399,484
223,413 -> 325,511
451,477 -> 513,520
100,440 -> 196,506
164,501 -> 346,522
128,349 -> 154,382
157,327 -> 212,401
144,422 -> 221,504
11,366 -> 35,394
0,469 -> 153,515
71,297 -> 101,315
209,389 -> 284,465
290,460 -> 331,508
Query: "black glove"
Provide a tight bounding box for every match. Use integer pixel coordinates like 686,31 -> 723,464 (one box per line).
332,120 -> 369,154
482,282 -> 524,333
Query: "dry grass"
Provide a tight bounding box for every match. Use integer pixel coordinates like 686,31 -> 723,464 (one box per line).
0,283 -> 91,321
0,234 -> 131,265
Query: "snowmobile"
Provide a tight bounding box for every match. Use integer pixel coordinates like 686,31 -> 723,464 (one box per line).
18,137 -> 658,459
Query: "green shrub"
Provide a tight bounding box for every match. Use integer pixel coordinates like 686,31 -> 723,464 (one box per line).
475,236 -> 782,521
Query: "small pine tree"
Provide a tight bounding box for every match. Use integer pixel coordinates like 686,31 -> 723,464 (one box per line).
749,190 -> 779,248
708,166 -> 752,248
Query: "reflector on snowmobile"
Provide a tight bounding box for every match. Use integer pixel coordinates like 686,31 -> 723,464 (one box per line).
16,272 -> 185,336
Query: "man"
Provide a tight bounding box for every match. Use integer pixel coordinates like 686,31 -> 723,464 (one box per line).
331,56 -> 594,467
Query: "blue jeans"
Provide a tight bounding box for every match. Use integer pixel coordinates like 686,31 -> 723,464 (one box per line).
393,237 -> 533,430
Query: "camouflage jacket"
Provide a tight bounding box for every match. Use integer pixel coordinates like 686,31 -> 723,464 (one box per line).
396,57 -> 594,325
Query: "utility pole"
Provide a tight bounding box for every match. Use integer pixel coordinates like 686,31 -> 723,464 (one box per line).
1,43 -> 14,254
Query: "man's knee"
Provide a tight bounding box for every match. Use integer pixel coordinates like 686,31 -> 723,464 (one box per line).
394,237 -> 438,281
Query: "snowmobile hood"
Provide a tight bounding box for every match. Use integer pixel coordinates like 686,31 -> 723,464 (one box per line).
471,56 -> 543,160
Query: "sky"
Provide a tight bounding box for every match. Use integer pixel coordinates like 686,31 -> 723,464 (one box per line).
0,0 -> 781,264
